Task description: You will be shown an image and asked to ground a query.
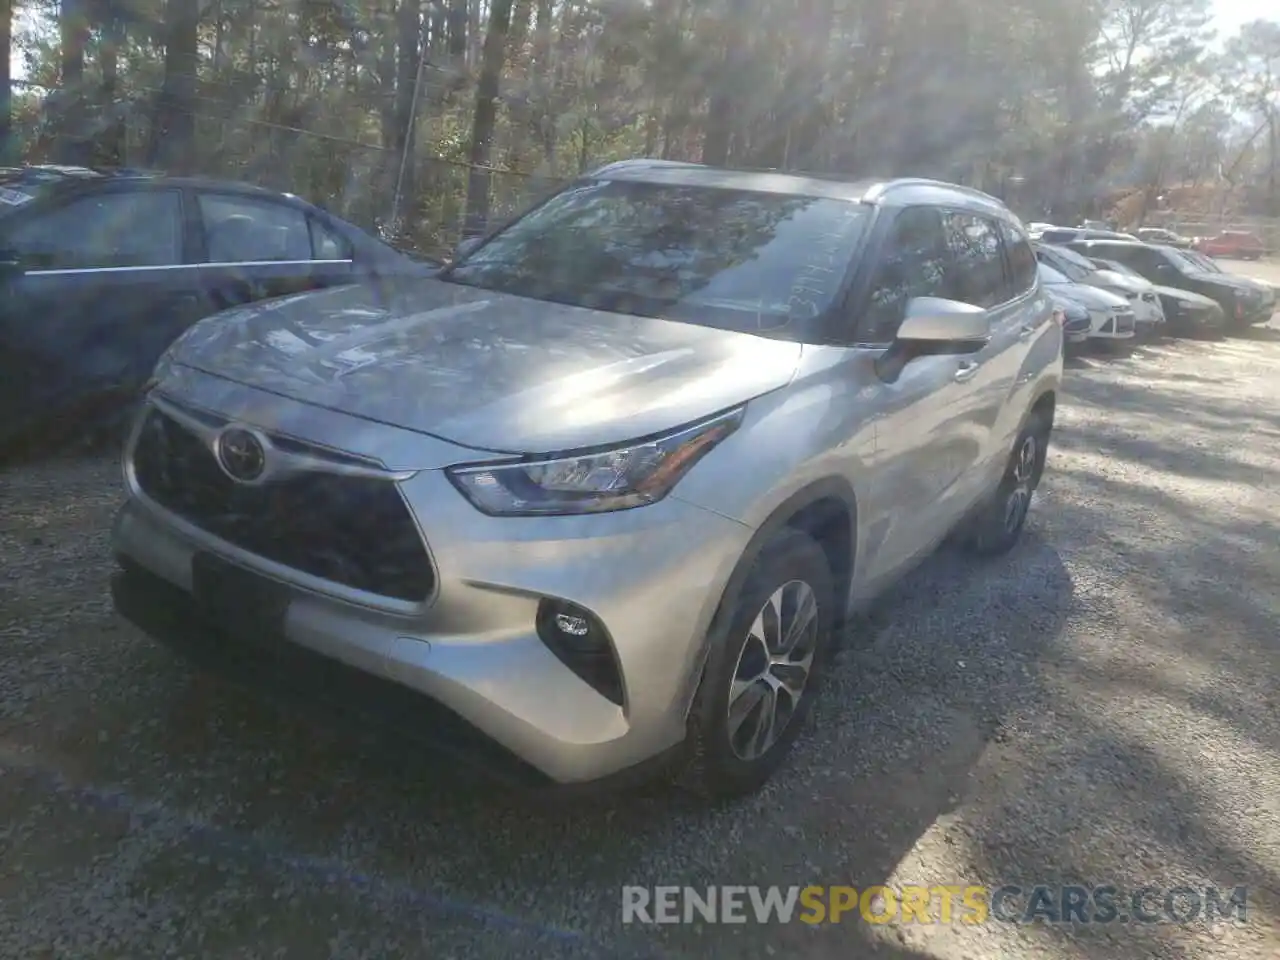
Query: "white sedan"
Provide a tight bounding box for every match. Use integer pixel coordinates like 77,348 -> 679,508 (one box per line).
1037,263 -> 1136,341
1036,243 -> 1166,334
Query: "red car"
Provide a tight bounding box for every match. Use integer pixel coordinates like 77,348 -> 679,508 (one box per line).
1193,230 -> 1267,260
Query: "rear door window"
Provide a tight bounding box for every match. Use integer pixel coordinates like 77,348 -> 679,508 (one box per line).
4,190 -> 183,270
998,220 -> 1037,297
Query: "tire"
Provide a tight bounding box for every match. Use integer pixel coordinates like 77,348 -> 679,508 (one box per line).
681,528 -> 835,801
960,411 -> 1050,557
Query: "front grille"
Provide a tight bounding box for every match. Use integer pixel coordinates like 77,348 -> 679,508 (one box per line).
1114,309 -> 1136,333
131,408 -> 434,603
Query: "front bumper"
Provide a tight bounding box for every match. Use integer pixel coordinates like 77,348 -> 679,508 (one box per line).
1087,309 -> 1136,340
1238,301 -> 1276,326
111,399 -> 754,787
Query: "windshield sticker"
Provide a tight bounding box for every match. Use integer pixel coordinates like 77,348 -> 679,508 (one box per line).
0,187 -> 34,206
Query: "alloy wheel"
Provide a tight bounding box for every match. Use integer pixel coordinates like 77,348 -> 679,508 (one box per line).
1004,434 -> 1037,534
726,580 -> 819,761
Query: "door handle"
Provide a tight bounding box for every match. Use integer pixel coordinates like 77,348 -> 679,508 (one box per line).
1018,323 -> 1037,340
954,361 -> 981,382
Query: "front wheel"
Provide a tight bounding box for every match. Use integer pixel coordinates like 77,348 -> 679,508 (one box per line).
681,528 -> 835,800
959,413 -> 1050,557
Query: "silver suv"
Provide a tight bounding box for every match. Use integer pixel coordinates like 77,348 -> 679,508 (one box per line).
111,160 -> 1063,798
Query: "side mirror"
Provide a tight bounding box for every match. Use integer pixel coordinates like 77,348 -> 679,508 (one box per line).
454,235 -> 482,261
896,297 -> 990,344
876,297 -> 989,384
0,248 -> 22,280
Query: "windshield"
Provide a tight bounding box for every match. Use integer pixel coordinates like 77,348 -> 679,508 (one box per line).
0,180 -> 43,215
1179,249 -> 1222,273
1094,258 -> 1139,279
1036,245 -> 1094,282
0,166 -> 92,215
441,178 -> 872,338
1037,262 -> 1070,285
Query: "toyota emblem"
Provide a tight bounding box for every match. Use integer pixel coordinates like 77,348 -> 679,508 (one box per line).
215,427 -> 268,482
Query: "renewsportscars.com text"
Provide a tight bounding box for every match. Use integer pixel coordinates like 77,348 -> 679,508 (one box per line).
621,884 -> 1249,926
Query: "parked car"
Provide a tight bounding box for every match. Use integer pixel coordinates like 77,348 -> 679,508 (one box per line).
110,161 -> 1063,798
1036,261 -> 1135,343
0,165 -> 435,455
1035,242 -> 1164,336
1193,230 -> 1267,260
1040,274 -> 1095,345
1067,239 -> 1275,328
1176,247 -> 1280,295
1087,256 -> 1227,336
1040,227 -> 1139,245
1135,227 -> 1192,248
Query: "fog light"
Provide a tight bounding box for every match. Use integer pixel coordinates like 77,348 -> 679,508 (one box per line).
554,612 -> 590,637
535,599 -> 623,704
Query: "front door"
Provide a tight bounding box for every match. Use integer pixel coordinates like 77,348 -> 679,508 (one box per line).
846,204 -> 984,588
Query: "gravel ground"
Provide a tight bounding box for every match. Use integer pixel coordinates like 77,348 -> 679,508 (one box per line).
3,288 -> 1280,959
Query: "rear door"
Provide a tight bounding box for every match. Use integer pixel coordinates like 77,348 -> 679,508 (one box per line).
191,190 -> 357,312
0,186 -> 195,429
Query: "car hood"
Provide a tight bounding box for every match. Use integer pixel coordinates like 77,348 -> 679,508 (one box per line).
165,278 -> 803,454
1149,285 -> 1224,309
1043,282 -> 1128,310
1087,270 -> 1152,295
1184,270 -> 1270,295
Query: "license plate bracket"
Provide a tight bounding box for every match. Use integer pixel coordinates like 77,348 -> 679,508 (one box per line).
191,552 -> 289,643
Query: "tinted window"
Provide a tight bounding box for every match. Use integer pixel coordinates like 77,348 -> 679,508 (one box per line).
309,217 -> 352,260
942,211 -> 1006,307
1040,229 -> 1079,244
1090,244 -> 1163,274
858,206 -> 953,343
441,178 -> 872,338
1036,243 -> 1096,282
1038,263 -> 1070,285
999,220 -> 1037,295
4,191 -> 182,269
198,194 -> 313,263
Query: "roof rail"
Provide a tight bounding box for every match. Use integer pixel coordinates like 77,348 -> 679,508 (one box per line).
861,177 -> 1001,204
589,158 -> 705,177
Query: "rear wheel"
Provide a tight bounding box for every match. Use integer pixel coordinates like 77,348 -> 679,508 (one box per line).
681,528 -> 834,800
960,412 -> 1050,557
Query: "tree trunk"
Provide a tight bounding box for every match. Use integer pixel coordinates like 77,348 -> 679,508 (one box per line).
532,0 -> 554,169
99,17 -> 125,165
1268,107 -> 1278,218
463,0 -> 515,235
447,0 -> 467,59
503,0 -> 533,170
0,0 -> 11,165
702,0 -> 754,165
58,0 -> 90,164
148,0 -> 200,172
390,0 -> 421,231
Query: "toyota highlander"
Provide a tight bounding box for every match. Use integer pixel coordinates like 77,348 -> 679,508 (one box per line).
111,160 -> 1063,799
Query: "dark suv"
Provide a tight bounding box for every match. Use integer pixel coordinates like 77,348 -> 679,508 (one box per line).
1065,239 -> 1275,329
0,165 -> 432,454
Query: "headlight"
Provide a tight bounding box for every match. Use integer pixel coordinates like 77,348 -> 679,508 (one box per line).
143,345 -> 178,393
447,407 -> 745,516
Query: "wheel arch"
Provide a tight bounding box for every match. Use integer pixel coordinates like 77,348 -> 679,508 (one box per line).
679,476 -> 859,720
